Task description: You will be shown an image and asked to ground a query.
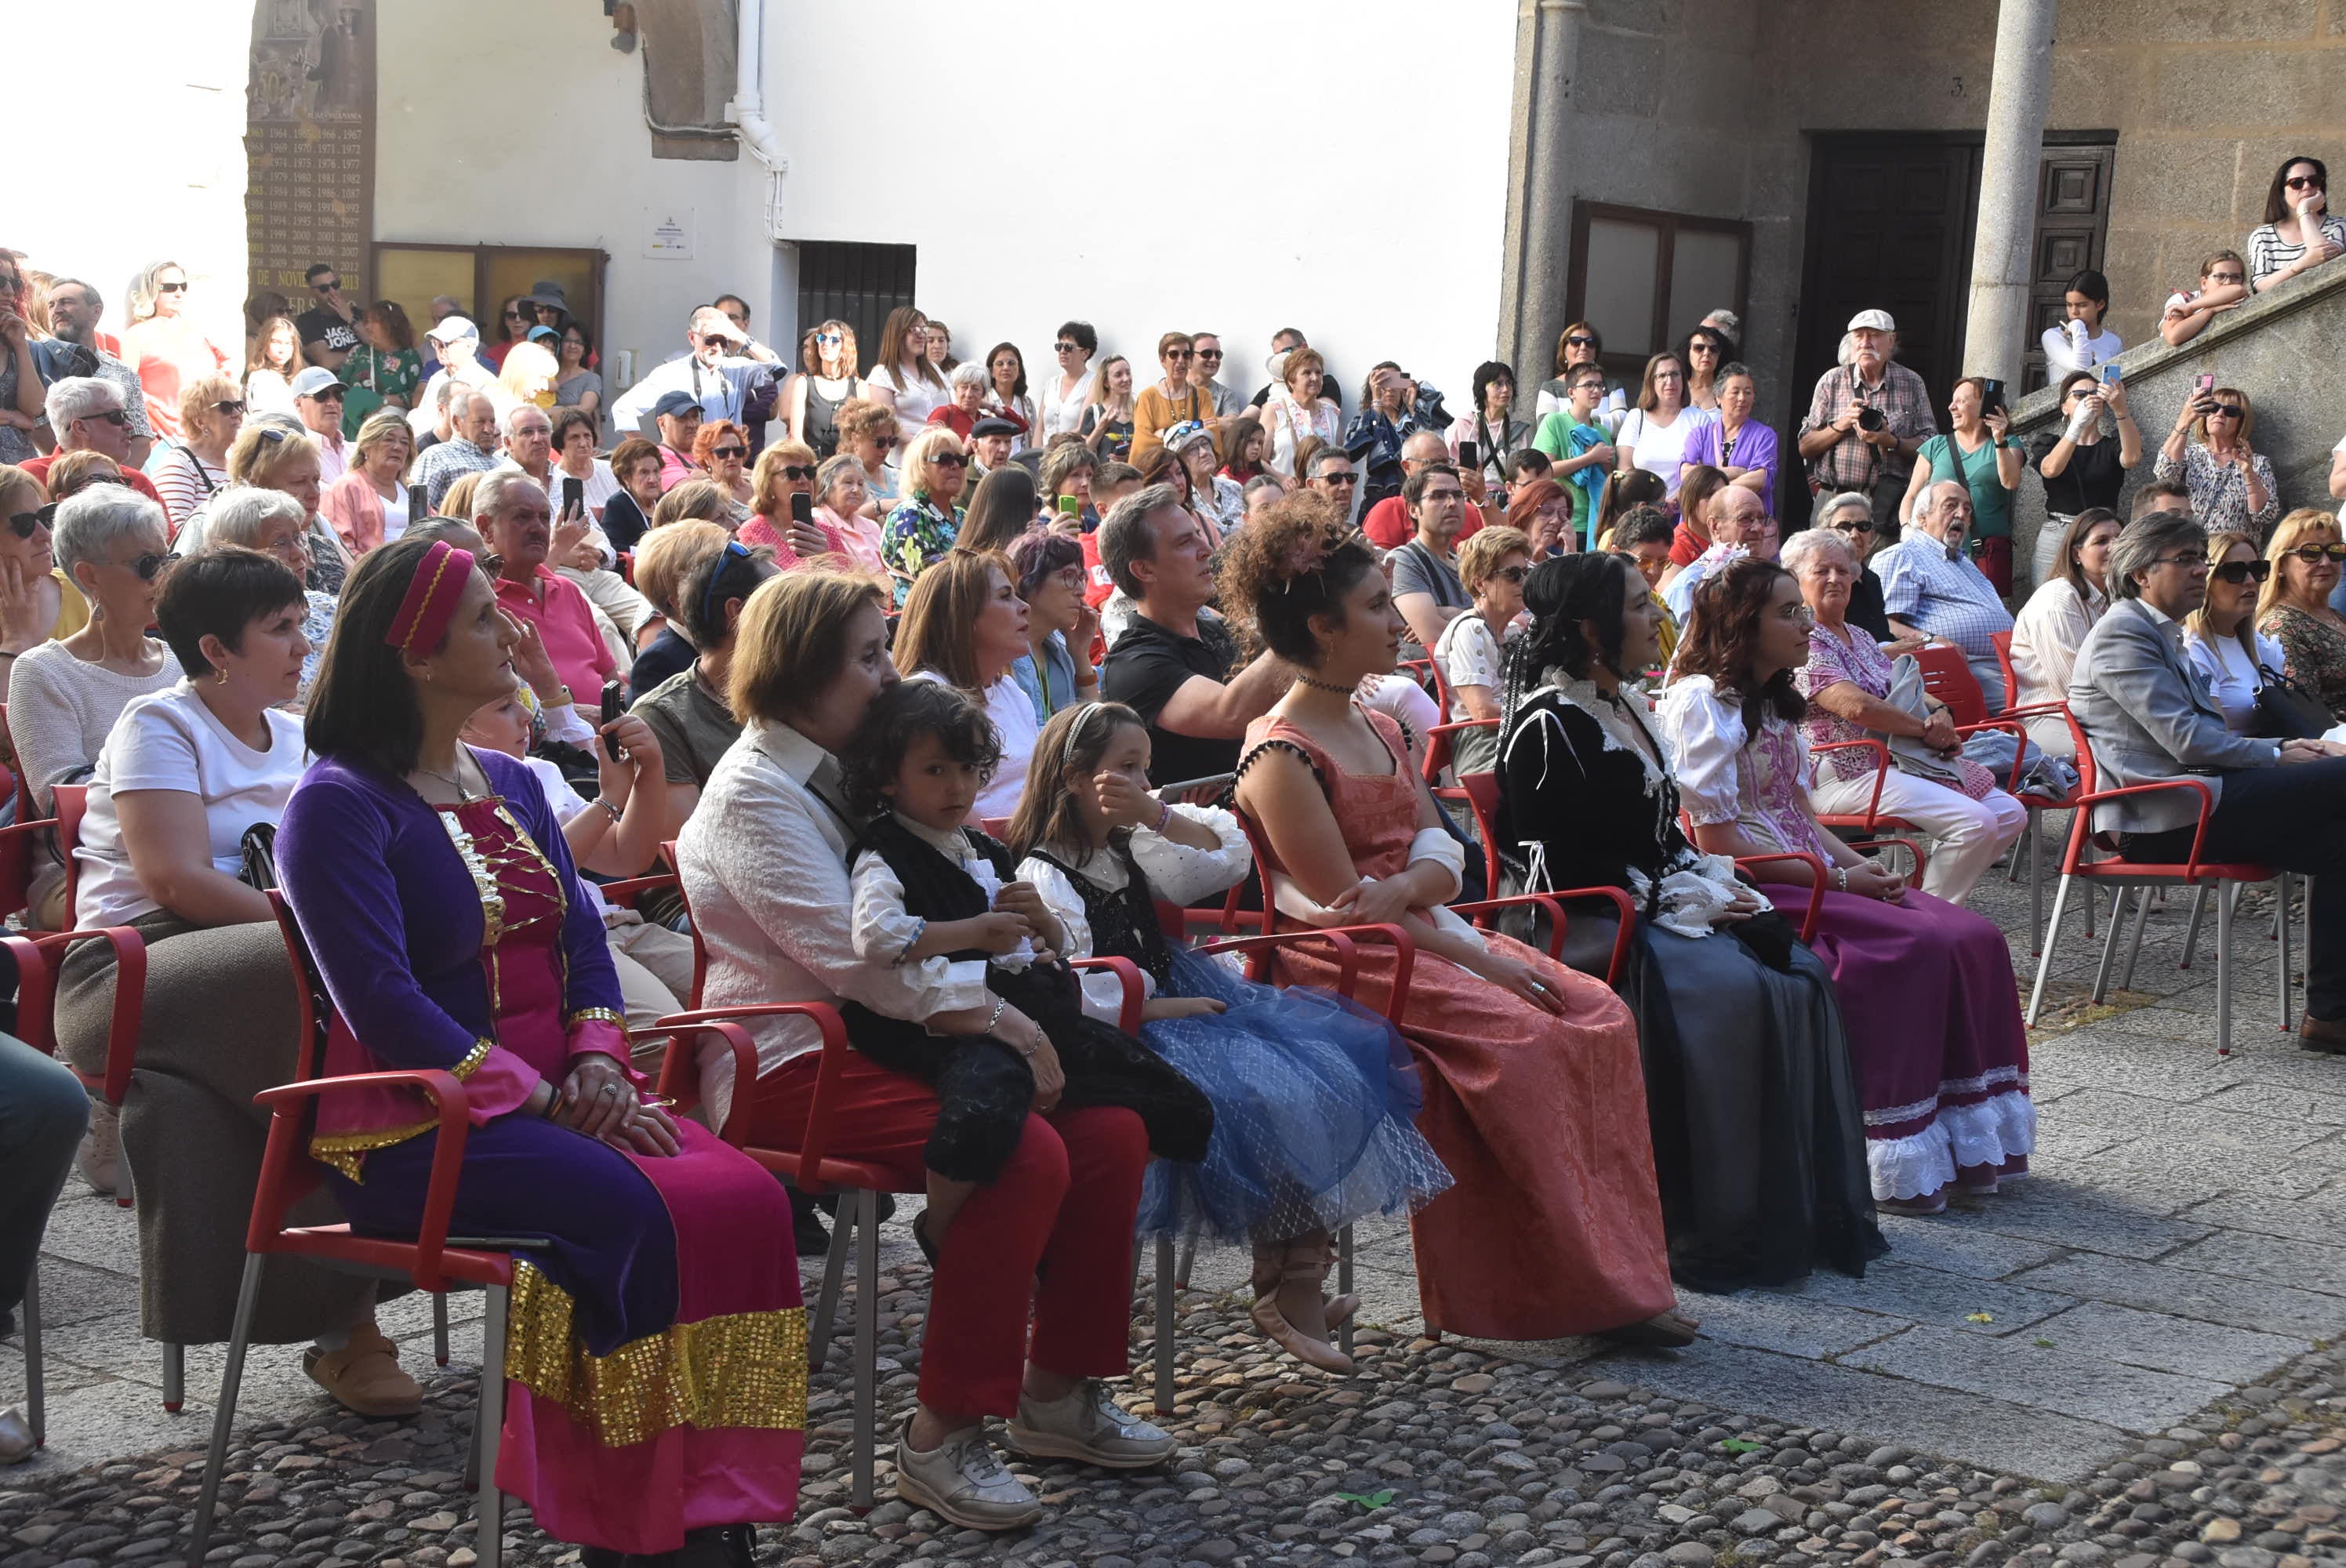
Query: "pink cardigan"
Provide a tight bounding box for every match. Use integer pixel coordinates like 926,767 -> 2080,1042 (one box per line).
320,470 -> 392,555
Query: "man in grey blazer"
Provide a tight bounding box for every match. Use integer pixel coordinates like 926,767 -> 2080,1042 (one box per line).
2068,511 -> 2346,1048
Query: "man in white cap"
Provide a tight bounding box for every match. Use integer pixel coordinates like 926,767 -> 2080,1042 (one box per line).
413,315 -> 488,441
289,365 -> 350,481
1796,308 -> 1937,533
608,304 -> 781,438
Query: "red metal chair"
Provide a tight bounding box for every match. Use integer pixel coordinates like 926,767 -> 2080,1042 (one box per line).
193,893 -> 534,1566
1422,716 -> 1498,788
2024,708 -> 2285,1055
1985,629 -> 2085,953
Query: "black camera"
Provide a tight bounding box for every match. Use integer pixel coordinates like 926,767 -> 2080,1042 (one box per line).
1854,403 -> 1887,434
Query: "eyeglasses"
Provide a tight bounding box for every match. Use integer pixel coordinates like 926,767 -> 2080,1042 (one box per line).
699,539 -> 753,627
212,400 -> 246,416
156,281 -> 188,294
929,452 -> 969,469
1775,603 -> 1818,626
2210,558 -> 2274,585
709,445 -> 746,459
780,464 -> 815,481
118,550 -> 181,582
2206,405 -> 2243,420
2286,175 -> 2326,190
1492,565 -> 1528,584
2286,544 -> 2346,564
1420,489 -> 1466,506
2150,553 -> 2212,572
80,408 -> 130,426
2206,272 -> 2246,285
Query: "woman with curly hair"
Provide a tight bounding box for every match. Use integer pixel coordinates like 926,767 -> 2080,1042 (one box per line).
1654,557 -> 2035,1215
1224,495 -> 1693,1346
1494,552 -> 1881,1289
692,417 -> 755,521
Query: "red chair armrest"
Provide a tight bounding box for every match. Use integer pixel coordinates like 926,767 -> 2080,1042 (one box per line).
1067,956 -> 1145,1033
252,1069 -> 471,1290
1197,923 -> 1417,1025
598,872 -> 679,911
1731,852 -> 1828,943
25,927 -> 147,1105
650,1001 -> 855,1189
2061,778 -> 2217,873
1422,717 -> 1498,783
1808,738 -> 1893,821
645,1018 -> 759,1148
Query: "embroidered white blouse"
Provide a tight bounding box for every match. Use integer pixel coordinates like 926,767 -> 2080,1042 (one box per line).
1018,804 -> 1251,1023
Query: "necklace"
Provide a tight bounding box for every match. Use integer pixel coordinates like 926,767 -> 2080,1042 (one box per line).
416,753 -> 478,803
1295,673 -> 1356,697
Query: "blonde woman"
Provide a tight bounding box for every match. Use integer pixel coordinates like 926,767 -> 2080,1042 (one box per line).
1080,355 -> 1136,463
219,423 -> 351,593
2156,383 -> 2278,538
120,260 -> 229,439
496,339 -> 561,416
320,410 -> 417,554
147,373 -> 245,535
0,464 -> 91,658
2183,531 -> 2284,735
881,426 -> 970,593
2257,509 -> 2346,717
782,317 -> 864,459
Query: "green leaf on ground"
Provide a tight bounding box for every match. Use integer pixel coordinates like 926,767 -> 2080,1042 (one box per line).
1333,1489 -> 1396,1512
1719,1438 -> 1765,1454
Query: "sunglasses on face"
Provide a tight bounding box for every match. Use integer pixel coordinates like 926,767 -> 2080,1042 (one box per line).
313,281 -> 340,293
1165,350 -> 1193,361
1196,348 -> 1222,361
2286,175 -> 2326,190
1566,336 -> 1596,348
2206,405 -> 2243,419
1320,472 -> 1359,486
118,550 -> 182,582
2211,558 -> 2274,585
710,445 -> 746,459
1828,518 -> 1876,535
817,333 -> 843,347
2287,544 -> 2346,564
1492,565 -> 1529,584
213,400 -> 246,416
929,452 -> 969,469
780,465 -> 815,481
7,507 -> 55,537
80,408 -> 131,426
1055,342 -> 1080,353
871,435 -> 897,452
157,281 -> 188,294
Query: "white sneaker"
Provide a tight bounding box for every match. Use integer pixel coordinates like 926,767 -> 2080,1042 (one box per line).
0,1404 -> 33,1465
74,1101 -> 118,1196
893,1420 -> 1041,1531
1005,1379 -> 1177,1469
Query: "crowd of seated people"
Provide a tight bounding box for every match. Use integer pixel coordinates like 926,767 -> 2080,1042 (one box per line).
5,193 -> 2346,1548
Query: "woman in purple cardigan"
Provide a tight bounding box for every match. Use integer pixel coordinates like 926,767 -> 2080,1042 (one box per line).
277,536 -> 803,1566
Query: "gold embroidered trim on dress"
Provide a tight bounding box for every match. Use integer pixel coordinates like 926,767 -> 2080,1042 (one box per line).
567,1008 -> 626,1029
437,808 -> 507,949
308,1116 -> 441,1182
450,1039 -> 494,1080
503,1261 -> 808,1446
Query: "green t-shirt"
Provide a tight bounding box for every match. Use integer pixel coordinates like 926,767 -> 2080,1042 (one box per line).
1531,412 -> 1607,532
1916,432 -> 2024,540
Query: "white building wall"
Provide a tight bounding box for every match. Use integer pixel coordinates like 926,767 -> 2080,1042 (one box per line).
755,0 -> 1518,408
12,2 -> 252,355
374,0 -> 770,392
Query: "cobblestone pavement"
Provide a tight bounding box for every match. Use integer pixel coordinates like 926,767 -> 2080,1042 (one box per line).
9,866 -> 2346,1568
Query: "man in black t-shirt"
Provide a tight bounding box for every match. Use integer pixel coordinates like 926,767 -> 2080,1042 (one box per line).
296,262 -> 361,369
1097,485 -> 1293,786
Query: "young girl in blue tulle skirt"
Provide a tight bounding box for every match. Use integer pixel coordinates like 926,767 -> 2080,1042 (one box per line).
1008,701 -> 1451,1374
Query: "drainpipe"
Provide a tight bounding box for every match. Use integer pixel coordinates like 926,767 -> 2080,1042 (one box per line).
726,0 -> 789,238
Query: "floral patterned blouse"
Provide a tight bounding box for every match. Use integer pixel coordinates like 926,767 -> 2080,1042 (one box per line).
1794,621 -> 1996,799
2257,604 -> 2346,717
880,496 -> 961,599
2152,441 -> 2280,539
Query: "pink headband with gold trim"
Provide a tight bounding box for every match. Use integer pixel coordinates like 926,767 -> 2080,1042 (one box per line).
385,541 -> 475,655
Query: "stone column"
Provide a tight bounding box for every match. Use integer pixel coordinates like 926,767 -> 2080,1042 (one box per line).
1498,0 -> 1585,382
1959,0 -> 2057,387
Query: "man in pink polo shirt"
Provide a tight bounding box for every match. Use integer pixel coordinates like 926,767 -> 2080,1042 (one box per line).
472,470 -> 616,714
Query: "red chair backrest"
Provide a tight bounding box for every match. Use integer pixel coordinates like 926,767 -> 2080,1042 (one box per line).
1460,773 -> 1504,884
267,889 -> 332,1082
1989,631 -> 2019,717
659,839 -> 706,1007
1914,643 -> 1988,728
53,784 -> 89,927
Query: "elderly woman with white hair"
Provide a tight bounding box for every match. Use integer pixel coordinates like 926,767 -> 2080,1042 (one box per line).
146,373 -> 245,535
1782,526 -> 2027,906
203,487 -> 338,706
9,487 -> 182,934
921,360 -> 998,441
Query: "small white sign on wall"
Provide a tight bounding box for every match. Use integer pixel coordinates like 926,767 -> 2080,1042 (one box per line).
645,209 -> 695,260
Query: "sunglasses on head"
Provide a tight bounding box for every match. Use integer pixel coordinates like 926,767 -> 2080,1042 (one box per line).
2287,544 -> 2346,564
699,539 -> 754,627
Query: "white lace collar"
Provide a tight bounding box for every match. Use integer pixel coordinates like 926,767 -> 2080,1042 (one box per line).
1526,668 -> 1668,797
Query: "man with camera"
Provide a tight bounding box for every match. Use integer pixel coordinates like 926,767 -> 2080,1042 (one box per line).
608,305 -> 781,440
1798,308 -> 1937,534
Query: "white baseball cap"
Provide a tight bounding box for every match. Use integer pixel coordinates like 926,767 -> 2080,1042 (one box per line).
427,315 -> 480,343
